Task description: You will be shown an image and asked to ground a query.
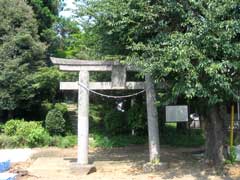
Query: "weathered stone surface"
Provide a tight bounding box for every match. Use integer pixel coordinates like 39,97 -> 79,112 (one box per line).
51,57 -> 120,66
70,164 -> 96,175
145,74 -> 160,162
52,56 -> 160,165
111,65 -> 126,88
78,71 -> 89,164
60,81 -> 144,90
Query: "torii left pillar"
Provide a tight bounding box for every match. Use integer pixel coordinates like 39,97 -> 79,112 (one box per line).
78,71 -> 89,164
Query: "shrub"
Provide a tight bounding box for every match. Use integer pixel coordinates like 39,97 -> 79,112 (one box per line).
16,121 -> 50,147
41,101 -> 54,113
4,119 -> 23,136
50,135 -> 77,148
58,135 -> 77,148
49,136 -> 62,146
127,104 -> 147,135
90,134 -> 113,148
3,119 -> 50,147
0,135 -> 18,148
90,104 -> 103,124
4,119 -> 50,147
103,109 -> 128,135
229,147 -> 237,164
42,102 -> 68,117
160,124 -> 205,147
45,109 -> 66,135
90,133 -> 147,148
54,103 -> 68,115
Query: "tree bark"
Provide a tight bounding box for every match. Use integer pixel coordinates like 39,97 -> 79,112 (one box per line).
205,105 -> 225,166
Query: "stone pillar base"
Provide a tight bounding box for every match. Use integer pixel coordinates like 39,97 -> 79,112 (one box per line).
70,163 -> 96,175
143,162 -> 169,173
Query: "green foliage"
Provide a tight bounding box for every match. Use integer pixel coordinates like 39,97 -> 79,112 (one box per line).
0,0 -> 46,111
52,18 -> 98,59
41,102 -> 68,117
4,119 -> 23,136
4,119 -> 50,147
77,1 -> 238,164
41,101 -> 54,113
45,109 -> 66,135
228,147 -> 237,164
16,121 -> 50,147
2,119 -> 76,148
78,0 -> 240,106
50,135 -> 77,148
89,104 -> 105,132
54,103 -> 68,114
32,67 -> 65,103
0,134 -> 18,149
90,104 -> 103,124
160,124 -> 205,147
103,109 -> 128,135
90,133 -> 146,148
127,104 -> 147,135
42,102 -> 72,133
26,0 -> 59,42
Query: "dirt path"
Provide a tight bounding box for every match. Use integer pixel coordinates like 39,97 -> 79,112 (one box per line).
14,145 -> 240,180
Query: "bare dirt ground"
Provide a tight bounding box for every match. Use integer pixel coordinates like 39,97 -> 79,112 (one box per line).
12,145 -> 240,180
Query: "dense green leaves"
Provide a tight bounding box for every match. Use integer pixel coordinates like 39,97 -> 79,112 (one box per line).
45,109 -> 66,135
0,0 -> 46,111
26,0 -> 60,41
77,0 -> 240,106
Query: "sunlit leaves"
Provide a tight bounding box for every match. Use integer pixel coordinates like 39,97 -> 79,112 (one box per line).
76,0 -> 240,106
0,0 -> 46,110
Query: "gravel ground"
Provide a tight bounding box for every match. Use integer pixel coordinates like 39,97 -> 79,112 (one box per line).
9,146 -> 240,180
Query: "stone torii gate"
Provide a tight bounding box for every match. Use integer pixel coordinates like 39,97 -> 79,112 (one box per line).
51,57 -> 160,165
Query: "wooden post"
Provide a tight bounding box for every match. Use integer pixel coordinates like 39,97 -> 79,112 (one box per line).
78,71 -> 89,165
145,75 -> 160,162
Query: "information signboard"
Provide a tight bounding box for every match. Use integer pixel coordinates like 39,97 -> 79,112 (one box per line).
166,105 -> 188,122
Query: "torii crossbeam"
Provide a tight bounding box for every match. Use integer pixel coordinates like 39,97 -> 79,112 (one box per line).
51,57 -> 160,165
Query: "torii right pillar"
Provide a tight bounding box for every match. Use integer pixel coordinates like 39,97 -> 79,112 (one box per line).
145,74 -> 160,162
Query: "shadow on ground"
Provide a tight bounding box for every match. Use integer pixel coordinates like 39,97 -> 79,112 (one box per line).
30,145 -> 238,180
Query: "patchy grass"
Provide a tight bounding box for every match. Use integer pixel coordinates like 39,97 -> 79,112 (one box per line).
50,135 -> 77,148
89,123 -> 205,148
89,133 -> 147,148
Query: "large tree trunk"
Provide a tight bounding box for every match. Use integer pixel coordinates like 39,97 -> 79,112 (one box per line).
205,105 -> 226,166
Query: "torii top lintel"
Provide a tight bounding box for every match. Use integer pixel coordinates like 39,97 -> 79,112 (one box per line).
50,57 -> 138,72
50,57 -> 143,89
